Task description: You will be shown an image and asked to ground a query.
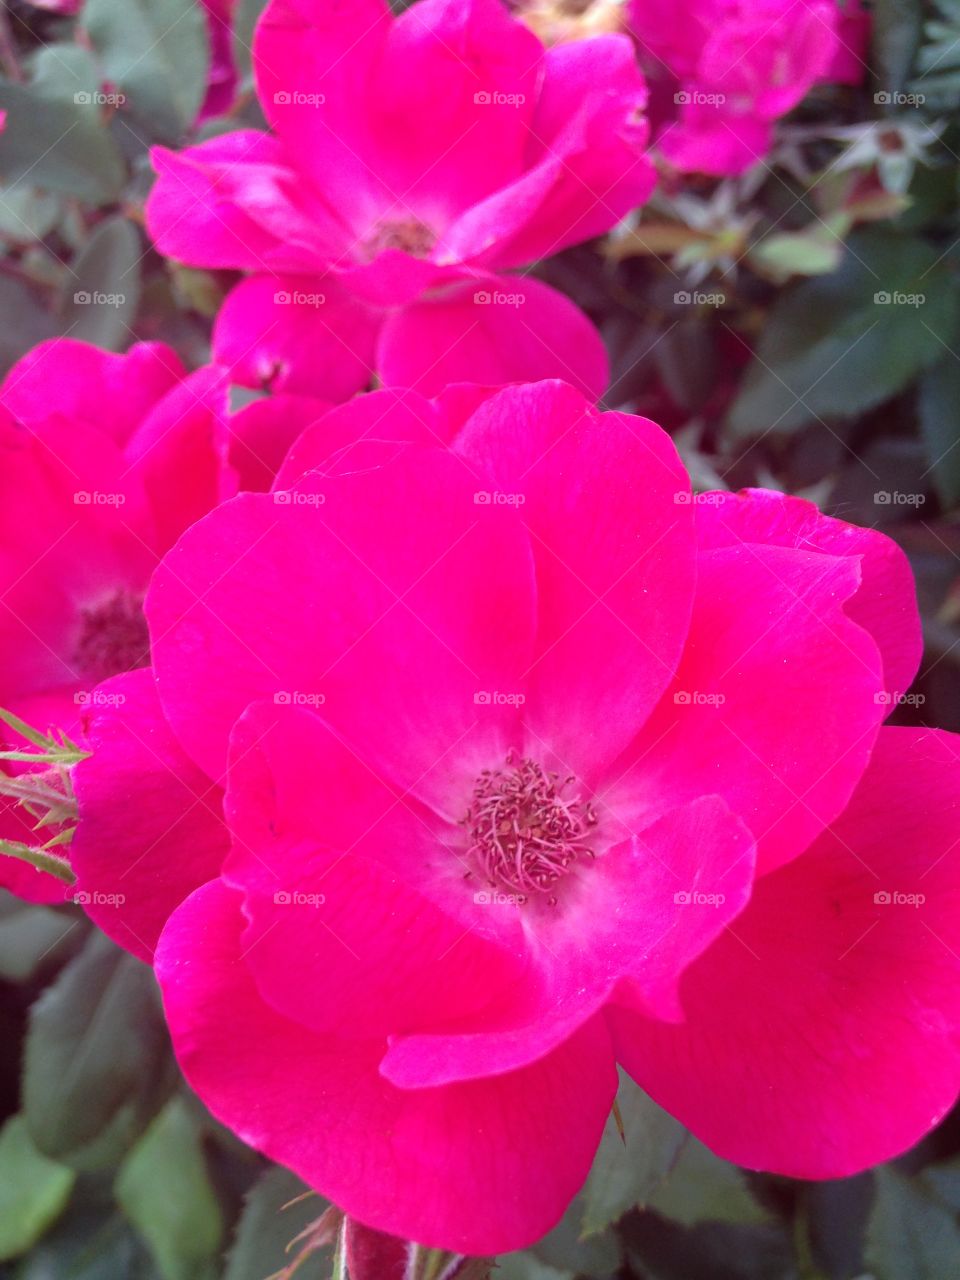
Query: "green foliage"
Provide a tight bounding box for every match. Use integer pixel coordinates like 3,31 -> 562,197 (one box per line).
115,1097 -> 224,1280
21,933 -> 175,1170
0,1117 -> 74,1261
224,1167 -> 328,1280
727,230 -> 960,436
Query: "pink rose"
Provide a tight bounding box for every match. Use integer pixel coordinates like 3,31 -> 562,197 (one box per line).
72,382 -> 960,1254
146,0 -> 658,399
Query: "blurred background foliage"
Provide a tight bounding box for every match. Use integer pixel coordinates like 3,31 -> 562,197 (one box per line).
0,0 -> 959,1275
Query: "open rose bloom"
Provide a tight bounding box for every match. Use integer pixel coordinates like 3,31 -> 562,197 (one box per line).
146,0 -> 657,400
629,0 -> 865,174
72,381 -> 960,1254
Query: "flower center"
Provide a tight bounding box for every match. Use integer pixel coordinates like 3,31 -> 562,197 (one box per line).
361,216 -> 436,260
462,752 -> 598,904
72,590 -> 150,684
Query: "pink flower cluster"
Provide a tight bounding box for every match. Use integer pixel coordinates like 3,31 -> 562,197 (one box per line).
630,0 -> 870,174
2,0 -> 957,1265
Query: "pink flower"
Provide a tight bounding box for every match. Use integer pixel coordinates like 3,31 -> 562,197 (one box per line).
71,381 -> 960,1253
630,0 -> 843,174
145,0 -> 657,400
0,339 -> 323,902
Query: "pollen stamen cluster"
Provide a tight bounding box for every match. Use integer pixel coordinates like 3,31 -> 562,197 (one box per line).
462,752 -> 598,903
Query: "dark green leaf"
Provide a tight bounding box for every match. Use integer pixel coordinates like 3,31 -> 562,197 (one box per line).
0,893 -> 84,984
865,1168 -> 960,1279
581,1072 -> 687,1235
532,1196 -> 621,1277
0,47 -> 125,203
115,1097 -> 223,1280
22,933 -> 174,1170
82,0 -> 210,143
224,1166 -> 329,1280
918,356 -> 960,507
872,0 -> 924,97
14,1189 -> 163,1280
727,231 -> 960,436
646,1140 -> 770,1228
59,216 -> 142,349
0,275 -> 58,378
0,1116 -> 75,1261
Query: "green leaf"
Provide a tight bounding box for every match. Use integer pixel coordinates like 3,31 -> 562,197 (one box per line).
233,0 -> 270,87
581,1072 -> 687,1235
115,1097 -> 223,1280
645,1140 -> 770,1228
59,216 -> 142,349
918,356 -> 960,508
0,893 -> 84,984
494,1258 -> 571,1280
0,47 -> 126,203
22,933 -> 175,1170
872,0 -> 924,97
0,1116 -> 75,1261
14,1189 -> 163,1280
82,0 -> 211,143
0,185 -> 62,246
224,1166 -> 329,1280
532,1196 -> 621,1278
865,1168 -> 960,1279
727,230 -> 960,436
0,276 -> 58,378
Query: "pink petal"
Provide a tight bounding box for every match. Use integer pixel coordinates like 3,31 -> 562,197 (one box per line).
454,382 -> 697,780
255,0 -> 394,231
605,540 -> 885,874
438,35 -> 655,269
223,703 -> 520,1039
272,388 -> 447,490
0,340 -> 184,447
228,392 -> 332,492
377,275 -> 609,401
156,877 -> 617,1254
124,366 -> 236,553
612,727 -> 960,1179
147,449 -> 537,806
72,669 -> 229,961
382,795 -> 755,1088
212,274 -> 380,400
696,488 -> 922,704
146,133 -> 342,272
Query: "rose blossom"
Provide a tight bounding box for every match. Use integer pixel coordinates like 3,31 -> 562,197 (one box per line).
0,338 -> 328,902
68,380 -> 960,1254
629,0 -> 852,174
145,0 -> 657,401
